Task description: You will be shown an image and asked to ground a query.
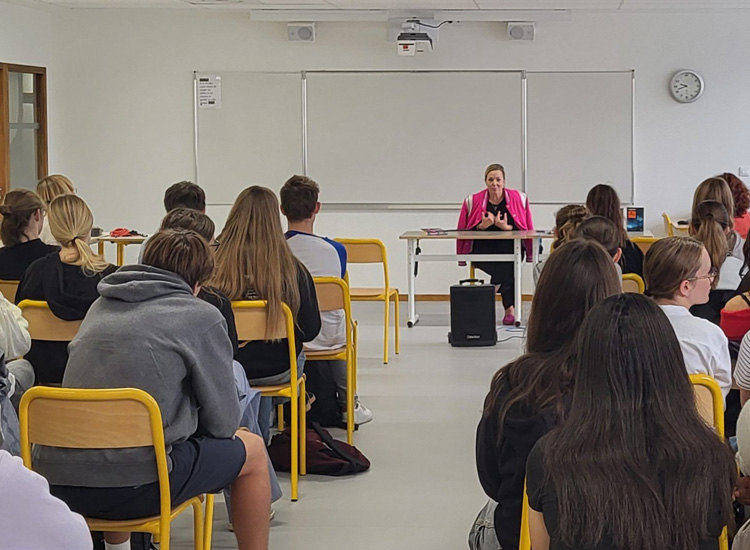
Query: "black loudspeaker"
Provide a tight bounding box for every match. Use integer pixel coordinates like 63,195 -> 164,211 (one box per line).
448,279 -> 497,347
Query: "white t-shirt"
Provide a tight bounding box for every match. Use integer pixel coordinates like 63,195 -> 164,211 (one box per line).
717,255 -> 744,291
0,450 -> 92,550
660,304 -> 732,401
286,231 -> 347,351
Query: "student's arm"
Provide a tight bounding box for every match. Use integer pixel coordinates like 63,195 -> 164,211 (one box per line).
736,333 -> 750,406
191,320 -> 241,438
475,413 -> 502,498
526,442 -> 551,550
296,263 -> 321,343
712,333 -> 733,403
529,509 -> 551,550
0,292 -> 30,359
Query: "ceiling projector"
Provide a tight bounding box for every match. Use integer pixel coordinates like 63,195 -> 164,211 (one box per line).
397,21 -> 434,56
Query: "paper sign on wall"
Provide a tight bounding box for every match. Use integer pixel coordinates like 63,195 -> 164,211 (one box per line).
198,75 -> 222,109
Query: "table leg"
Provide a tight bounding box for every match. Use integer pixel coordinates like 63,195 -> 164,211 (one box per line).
97,241 -> 105,259
514,239 -> 523,325
406,239 -> 419,327
117,243 -> 125,266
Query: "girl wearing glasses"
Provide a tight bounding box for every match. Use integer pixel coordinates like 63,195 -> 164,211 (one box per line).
643,236 -> 731,400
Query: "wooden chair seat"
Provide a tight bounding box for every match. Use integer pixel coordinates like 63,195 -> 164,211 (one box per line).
350,287 -> 399,300
303,346 -> 347,359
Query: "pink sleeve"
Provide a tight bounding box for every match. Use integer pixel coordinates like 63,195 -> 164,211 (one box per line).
457,199 -> 470,256
524,195 -> 534,261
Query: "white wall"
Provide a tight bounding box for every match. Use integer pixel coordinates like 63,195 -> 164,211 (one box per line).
0,2 -> 52,66
41,8 -> 750,292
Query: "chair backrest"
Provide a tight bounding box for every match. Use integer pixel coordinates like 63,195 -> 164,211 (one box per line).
231,301 -> 298,378
19,386 -> 172,522
0,280 -> 19,303
519,479 -> 531,550
313,277 -> 349,313
690,373 -> 724,438
335,238 -> 391,290
622,273 -> 645,294
631,236 -> 659,256
662,212 -> 674,237
18,300 -> 82,341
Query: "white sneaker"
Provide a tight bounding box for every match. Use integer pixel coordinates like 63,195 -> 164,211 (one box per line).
342,402 -> 373,425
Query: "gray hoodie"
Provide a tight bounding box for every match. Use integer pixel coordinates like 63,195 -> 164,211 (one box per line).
35,265 -> 240,488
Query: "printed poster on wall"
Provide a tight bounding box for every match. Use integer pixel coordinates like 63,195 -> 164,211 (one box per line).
198,74 -> 222,109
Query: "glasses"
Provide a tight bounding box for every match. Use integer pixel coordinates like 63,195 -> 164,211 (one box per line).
210,239 -> 220,250
686,267 -> 718,282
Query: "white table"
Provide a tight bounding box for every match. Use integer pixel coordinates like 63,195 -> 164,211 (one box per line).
399,230 -> 550,327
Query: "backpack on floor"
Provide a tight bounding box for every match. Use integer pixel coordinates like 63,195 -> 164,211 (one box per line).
267,422 -> 370,476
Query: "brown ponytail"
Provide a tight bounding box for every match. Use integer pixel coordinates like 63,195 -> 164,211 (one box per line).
0,189 -> 44,247
552,205 -> 589,250
691,200 -> 731,288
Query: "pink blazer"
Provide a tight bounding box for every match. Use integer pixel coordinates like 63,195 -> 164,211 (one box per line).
456,188 -> 534,260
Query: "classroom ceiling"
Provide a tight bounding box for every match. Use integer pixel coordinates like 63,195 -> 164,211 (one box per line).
19,0 -> 750,10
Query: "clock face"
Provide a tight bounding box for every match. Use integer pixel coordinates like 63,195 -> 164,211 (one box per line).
670,71 -> 704,103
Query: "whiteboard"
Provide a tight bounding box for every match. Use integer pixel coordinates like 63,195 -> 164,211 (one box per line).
305,72 -> 523,205
196,72 -> 303,205
526,71 -> 634,204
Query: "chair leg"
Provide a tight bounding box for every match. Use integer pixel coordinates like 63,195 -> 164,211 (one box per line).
383,296 -> 389,364
290,386 -> 299,502
191,499 -> 205,550
299,378 -> 307,477
393,291 -> 400,355
203,494 -> 215,550
353,321 -> 359,397
347,349 -> 354,445
277,404 -> 284,431
159,516 -> 171,550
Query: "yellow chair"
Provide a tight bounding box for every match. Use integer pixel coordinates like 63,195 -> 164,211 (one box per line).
232,301 -> 306,501
335,238 -> 399,364
19,386 -> 213,550
0,279 -> 19,302
631,236 -> 659,256
304,277 -> 356,444
689,373 -> 728,550
662,212 -> 675,237
622,273 -> 645,294
520,375 -> 728,550
18,299 -> 82,342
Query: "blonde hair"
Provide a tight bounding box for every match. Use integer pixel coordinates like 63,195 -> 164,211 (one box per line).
692,177 -> 735,229
644,236 -> 705,299
484,163 -> 505,181
691,200 -> 731,288
553,204 -> 589,249
37,175 -> 75,207
47,195 -> 111,275
211,186 -> 301,338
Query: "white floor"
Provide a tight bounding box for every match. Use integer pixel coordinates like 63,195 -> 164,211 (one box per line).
171,302 -> 528,550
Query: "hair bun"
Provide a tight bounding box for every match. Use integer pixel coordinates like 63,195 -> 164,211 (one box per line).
0,205 -> 12,217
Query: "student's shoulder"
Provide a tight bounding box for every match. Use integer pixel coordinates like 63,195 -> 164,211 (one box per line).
691,315 -> 729,344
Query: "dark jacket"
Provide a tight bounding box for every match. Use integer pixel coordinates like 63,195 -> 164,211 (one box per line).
620,239 -> 644,277
0,240 -> 58,280
476,385 -> 559,550
15,254 -> 116,384
235,261 -> 321,380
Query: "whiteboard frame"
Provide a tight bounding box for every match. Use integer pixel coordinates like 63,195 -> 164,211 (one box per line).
193,69 -> 635,210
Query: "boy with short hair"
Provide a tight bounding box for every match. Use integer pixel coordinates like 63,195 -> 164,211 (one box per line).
280,175 -> 372,425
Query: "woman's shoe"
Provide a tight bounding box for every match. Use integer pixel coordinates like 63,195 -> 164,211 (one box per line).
502,314 -> 516,326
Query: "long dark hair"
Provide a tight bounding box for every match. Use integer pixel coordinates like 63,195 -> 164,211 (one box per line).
540,293 -> 736,550
586,184 -> 627,248
483,239 -> 621,438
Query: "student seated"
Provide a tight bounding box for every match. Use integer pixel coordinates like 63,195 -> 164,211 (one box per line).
725,172 -> 750,240
15,195 -> 116,385
532,204 -> 588,285
211,186 -> 321,440
690,200 -> 744,324
643,236 -> 732,399
0,290 -> 34,409
586,184 -> 643,276
572,215 -> 623,276
693,176 -> 744,260
527,293 -> 736,550
36,174 -> 76,246
471,240 -> 621,550
38,229 -> 270,550
280,175 -> 372,425
0,189 -> 59,280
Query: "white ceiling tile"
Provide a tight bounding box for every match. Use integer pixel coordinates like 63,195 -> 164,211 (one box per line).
621,0 -> 750,7
327,0 -> 476,7
476,0 -> 619,8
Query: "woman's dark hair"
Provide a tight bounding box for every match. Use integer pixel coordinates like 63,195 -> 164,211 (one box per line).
483,239 -> 621,438
573,215 -> 620,258
723,172 -> 750,217
0,189 -> 44,247
539,293 -> 736,550
585,184 -> 627,248
163,181 -> 205,212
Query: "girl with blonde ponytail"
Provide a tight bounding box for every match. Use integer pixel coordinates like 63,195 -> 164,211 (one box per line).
689,200 -> 744,323
16,195 -> 116,384
36,174 -> 76,246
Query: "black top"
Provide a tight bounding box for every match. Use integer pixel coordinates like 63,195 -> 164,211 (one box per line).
15,254 -> 117,384
475,383 -> 559,550
199,287 -> 238,355
473,199 -> 518,256
0,239 -> 59,280
526,441 -> 722,550
619,239 -> 644,277
235,261 -> 321,380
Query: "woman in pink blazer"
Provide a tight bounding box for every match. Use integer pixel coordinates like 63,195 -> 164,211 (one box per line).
457,164 -> 534,325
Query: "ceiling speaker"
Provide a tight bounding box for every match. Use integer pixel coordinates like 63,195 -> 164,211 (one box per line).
288,23 -> 316,42
507,22 -> 535,41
